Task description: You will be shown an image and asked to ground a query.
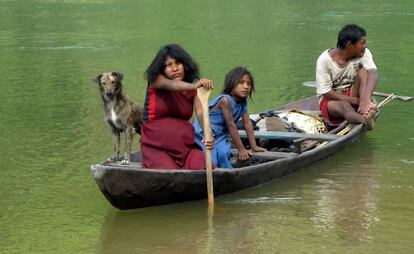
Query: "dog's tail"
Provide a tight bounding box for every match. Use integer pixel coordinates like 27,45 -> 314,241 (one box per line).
133,105 -> 144,135
133,122 -> 142,135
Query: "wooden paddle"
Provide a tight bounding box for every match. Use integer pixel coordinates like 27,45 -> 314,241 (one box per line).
372,91 -> 412,102
302,81 -> 413,101
197,87 -> 214,204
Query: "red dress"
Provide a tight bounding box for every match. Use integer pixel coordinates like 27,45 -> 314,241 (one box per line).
141,85 -> 206,170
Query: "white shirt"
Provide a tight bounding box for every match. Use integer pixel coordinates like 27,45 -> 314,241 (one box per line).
316,48 -> 377,95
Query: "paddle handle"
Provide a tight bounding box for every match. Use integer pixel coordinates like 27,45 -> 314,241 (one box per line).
197,88 -> 214,204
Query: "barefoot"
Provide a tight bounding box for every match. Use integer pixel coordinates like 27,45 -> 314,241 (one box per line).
364,107 -> 377,131
365,118 -> 375,131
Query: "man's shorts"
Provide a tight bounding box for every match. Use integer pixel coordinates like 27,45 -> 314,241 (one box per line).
319,89 -> 352,126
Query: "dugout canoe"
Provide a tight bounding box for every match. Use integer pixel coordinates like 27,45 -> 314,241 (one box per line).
90,95 -> 378,210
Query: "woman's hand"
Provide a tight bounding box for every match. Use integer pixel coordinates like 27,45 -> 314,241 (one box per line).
196,78 -> 214,90
252,146 -> 267,153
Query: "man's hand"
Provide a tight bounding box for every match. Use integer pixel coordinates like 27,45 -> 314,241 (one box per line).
359,101 -> 377,116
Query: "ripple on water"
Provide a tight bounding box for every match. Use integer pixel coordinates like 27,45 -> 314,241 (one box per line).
400,159 -> 414,164
18,43 -> 112,51
225,196 -> 302,205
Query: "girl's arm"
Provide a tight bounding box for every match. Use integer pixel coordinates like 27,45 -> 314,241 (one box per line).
219,97 -> 251,161
242,112 -> 267,152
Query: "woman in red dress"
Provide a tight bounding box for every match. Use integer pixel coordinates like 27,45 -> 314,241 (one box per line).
141,44 -> 214,169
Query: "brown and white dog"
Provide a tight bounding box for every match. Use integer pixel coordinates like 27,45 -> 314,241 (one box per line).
93,71 -> 143,164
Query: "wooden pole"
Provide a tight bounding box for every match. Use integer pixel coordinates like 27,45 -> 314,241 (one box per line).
197,87 -> 214,204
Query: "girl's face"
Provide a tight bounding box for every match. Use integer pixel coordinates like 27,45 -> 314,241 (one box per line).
231,74 -> 252,101
164,56 -> 184,81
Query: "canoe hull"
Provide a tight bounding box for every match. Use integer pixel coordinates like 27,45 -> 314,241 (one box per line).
90,121 -> 367,209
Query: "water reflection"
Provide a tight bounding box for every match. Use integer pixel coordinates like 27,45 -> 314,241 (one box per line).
96,207 -> 204,253
96,142 -> 380,253
96,202 -> 257,254
309,142 -> 380,243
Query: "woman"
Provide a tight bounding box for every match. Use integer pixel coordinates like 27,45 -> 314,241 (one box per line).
141,44 -> 214,169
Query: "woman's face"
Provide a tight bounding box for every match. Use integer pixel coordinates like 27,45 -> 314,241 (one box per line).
164,56 -> 185,81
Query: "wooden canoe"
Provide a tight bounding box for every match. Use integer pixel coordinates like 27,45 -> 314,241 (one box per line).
90,95 -> 378,210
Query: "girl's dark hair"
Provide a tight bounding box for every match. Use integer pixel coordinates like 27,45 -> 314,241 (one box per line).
144,44 -> 200,84
337,24 -> 367,49
222,66 -> 255,99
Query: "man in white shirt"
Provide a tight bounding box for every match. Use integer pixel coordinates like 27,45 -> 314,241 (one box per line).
316,24 -> 378,130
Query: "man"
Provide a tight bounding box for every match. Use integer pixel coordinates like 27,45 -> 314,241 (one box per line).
316,24 -> 378,130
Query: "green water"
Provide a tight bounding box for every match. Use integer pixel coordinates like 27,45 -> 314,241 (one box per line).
1,0 -> 413,253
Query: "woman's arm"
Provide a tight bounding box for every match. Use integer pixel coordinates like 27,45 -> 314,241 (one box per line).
152,75 -> 196,91
152,75 -> 214,92
242,112 -> 267,152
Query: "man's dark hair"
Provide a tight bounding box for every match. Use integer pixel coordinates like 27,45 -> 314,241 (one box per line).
145,44 -> 199,84
337,24 -> 367,49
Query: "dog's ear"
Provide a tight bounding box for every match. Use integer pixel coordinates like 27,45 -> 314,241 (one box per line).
112,71 -> 124,82
93,74 -> 102,85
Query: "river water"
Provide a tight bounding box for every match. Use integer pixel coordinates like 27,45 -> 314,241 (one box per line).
1,0 -> 413,253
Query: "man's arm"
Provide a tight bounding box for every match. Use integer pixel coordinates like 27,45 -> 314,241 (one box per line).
322,90 -> 359,105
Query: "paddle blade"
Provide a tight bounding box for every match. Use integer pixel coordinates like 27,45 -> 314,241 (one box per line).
303,81 -> 316,88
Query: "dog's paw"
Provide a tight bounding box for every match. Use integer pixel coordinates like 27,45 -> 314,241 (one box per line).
121,159 -> 130,165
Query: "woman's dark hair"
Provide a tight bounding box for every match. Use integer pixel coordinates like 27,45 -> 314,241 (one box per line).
337,24 -> 367,49
144,44 -> 200,84
222,66 -> 255,99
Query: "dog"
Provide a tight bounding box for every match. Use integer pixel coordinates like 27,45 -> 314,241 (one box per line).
93,71 -> 143,165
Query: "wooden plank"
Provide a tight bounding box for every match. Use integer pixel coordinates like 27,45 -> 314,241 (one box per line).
231,149 -> 297,159
106,161 -> 143,168
238,130 -> 339,141
265,110 -> 322,115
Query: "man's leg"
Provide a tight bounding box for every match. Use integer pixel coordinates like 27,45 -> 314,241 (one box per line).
351,68 -> 368,98
327,100 -> 366,124
351,68 -> 376,130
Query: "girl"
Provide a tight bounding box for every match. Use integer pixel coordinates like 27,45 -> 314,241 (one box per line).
141,44 -> 214,169
194,66 -> 266,168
